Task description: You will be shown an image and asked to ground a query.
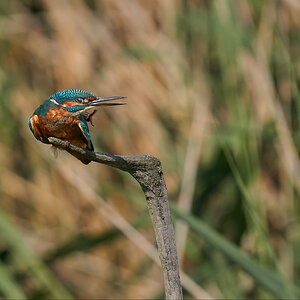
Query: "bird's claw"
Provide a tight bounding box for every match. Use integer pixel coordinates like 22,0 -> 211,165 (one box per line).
86,110 -> 97,127
64,140 -> 71,148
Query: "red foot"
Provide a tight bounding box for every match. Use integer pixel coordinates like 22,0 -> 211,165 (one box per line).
86,110 -> 97,126
64,140 -> 70,148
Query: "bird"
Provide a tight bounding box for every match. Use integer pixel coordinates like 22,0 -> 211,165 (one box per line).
28,89 -> 126,164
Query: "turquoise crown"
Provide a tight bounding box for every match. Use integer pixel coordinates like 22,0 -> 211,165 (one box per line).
49,89 -> 95,103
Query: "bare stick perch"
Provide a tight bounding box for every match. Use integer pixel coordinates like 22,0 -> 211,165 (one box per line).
48,137 -> 183,300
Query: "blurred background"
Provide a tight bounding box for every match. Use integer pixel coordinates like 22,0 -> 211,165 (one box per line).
0,0 -> 300,299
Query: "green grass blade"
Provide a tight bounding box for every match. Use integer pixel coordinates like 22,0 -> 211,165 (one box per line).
171,204 -> 300,299
0,262 -> 26,299
0,211 -> 73,299
45,211 -> 150,263
45,228 -> 122,263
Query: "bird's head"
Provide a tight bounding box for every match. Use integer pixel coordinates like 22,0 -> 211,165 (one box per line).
49,89 -> 96,103
48,89 -> 126,114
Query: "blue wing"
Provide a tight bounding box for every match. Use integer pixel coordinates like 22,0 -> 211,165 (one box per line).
77,118 -> 94,151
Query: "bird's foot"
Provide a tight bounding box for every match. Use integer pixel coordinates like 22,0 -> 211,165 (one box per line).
64,140 -> 71,148
86,110 -> 97,126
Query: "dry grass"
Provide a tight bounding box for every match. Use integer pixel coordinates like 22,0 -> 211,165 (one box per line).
0,0 -> 299,298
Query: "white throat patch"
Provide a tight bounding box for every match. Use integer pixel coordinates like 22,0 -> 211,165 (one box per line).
50,98 -> 60,106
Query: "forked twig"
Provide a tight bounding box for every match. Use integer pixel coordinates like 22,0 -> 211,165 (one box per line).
48,137 -> 183,300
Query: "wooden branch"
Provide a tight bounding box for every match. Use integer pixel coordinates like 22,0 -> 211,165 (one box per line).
48,137 -> 183,300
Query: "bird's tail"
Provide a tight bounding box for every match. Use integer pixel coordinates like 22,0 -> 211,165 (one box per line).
67,148 -> 91,164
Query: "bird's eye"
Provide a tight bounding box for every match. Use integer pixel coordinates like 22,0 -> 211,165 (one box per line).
77,97 -> 84,103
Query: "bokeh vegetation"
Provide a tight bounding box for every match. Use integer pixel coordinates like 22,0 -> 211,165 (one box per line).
0,0 -> 300,299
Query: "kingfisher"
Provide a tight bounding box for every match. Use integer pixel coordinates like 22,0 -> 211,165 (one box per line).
29,89 -> 126,164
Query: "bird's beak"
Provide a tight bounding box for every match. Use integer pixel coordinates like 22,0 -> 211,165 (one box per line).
89,96 -> 127,107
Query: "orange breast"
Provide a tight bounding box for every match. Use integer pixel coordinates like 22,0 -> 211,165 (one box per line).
32,108 -> 89,149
